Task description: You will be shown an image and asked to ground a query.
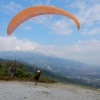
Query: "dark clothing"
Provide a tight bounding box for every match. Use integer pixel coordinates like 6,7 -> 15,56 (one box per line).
34,72 -> 41,81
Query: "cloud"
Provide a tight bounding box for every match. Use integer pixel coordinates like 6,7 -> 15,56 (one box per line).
0,36 -> 36,51
29,0 -> 100,35
51,19 -> 73,34
1,2 -> 23,14
24,26 -> 32,30
37,39 -> 100,65
82,28 -> 100,35
59,39 -> 100,65
30,14 -> 74,35
30,14 -> 53,26
70,0 -> 100,26
0,36 -> 100,65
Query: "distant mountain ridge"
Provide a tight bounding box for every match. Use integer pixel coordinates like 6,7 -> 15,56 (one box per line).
0,51 -> 88,73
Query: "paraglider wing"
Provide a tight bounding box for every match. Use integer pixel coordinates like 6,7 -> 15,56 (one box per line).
7,5 -> 80,35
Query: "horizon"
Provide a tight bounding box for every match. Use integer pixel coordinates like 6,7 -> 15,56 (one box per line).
0,51 -> 100,67
0,0 -> 100,65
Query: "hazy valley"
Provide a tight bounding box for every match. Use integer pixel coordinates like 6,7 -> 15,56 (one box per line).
0,51 -> 100,88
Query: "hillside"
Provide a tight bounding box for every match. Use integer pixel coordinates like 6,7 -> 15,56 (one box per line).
0,58 -> 100,88
0,58 -> 57,83
0,58 -> 86,84
0,51 -> 100,88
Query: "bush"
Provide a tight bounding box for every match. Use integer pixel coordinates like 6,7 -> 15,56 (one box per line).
0,60 -> 56,83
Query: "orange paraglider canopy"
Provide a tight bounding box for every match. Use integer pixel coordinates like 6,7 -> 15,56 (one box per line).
7,5 -> 80,35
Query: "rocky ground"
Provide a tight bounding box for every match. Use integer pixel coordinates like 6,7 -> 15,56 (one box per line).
0,81 -> 100,100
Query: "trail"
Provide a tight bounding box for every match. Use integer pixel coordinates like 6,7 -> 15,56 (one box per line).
0,81 -> 100,100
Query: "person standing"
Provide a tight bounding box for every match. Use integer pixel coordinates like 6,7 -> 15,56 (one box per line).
34,70 -> 41,85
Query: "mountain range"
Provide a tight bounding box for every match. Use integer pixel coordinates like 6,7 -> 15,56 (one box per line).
0,51 -> 100,88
